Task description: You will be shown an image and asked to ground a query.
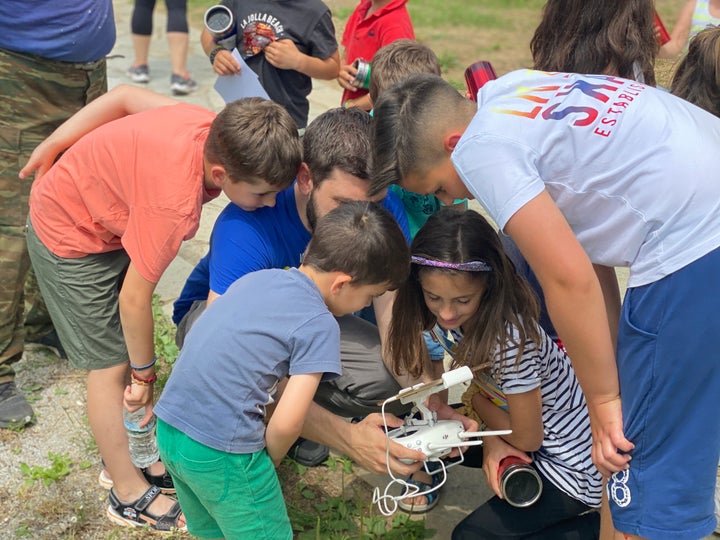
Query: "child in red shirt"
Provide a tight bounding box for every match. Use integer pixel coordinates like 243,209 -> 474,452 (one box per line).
337,0 -> 414,111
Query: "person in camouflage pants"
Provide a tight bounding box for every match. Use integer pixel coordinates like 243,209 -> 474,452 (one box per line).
0,0 -> 115,427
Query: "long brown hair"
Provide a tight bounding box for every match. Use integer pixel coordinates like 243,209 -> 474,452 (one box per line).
387,209 -> 541,379
530,0 -> 657,86
671,25 -> 720,118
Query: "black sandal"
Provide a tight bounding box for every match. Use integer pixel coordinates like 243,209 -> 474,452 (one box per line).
99,459 -> 176,494
106,485 -> 185,533
142,468 -> 176,494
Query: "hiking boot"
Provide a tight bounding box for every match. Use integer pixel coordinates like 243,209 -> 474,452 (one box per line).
288,438 -> 329,467
170,73 -> 198,96
127,64 -> 150,83
26,330 -> 68,360
0,381 -> 34,428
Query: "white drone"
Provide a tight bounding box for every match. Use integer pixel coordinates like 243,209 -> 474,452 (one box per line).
373,365 -> 511,515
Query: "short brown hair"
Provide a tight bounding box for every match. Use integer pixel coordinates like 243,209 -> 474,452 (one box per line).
302,107 -> 372,187
671,25 -> 720,118
204,98 -> 302,188
370,73 -> 474,197
302,200 -> 410,289
369,39 -> 442,103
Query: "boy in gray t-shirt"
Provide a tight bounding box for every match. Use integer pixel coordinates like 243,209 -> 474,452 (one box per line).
154,201 -> 409,539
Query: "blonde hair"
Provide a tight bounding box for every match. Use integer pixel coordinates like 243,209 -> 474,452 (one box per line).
369,39 -> 441,103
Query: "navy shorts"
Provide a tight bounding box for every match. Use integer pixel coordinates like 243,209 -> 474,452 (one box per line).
609,247 -> 720,539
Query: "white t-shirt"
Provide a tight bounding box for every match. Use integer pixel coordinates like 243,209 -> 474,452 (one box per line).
452,70 -> 720,287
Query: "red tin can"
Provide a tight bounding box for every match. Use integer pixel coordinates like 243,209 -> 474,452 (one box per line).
654,10 -> 671,46
465,61 -> 497,102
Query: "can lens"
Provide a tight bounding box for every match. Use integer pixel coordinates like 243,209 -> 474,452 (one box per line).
503,467 -> 542,507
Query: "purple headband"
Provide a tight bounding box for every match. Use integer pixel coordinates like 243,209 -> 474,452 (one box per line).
411,255 -> 492,272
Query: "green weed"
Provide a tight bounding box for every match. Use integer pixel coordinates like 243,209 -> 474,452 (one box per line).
20,451 -> 72,487
151,294 -> 180,391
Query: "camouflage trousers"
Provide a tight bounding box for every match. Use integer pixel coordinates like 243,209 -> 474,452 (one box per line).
0,48 -> 107,381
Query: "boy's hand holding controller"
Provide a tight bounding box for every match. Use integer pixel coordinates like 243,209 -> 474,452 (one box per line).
347,413 -> 426,475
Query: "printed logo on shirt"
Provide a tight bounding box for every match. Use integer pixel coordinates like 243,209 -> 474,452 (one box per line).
239,12 -> 284,56
492,72 -> 648,139
607,468 -> 632,508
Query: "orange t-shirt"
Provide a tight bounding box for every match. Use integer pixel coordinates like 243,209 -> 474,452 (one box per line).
29,103 -> 220,283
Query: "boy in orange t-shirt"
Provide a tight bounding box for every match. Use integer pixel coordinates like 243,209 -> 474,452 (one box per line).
19,85 -> 301,533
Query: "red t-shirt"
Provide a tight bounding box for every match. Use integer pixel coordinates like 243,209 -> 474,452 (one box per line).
341,0 -> 414,104
29,104 -> 220,283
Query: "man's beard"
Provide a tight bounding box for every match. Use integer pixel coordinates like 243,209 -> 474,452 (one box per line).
306,189 -> 319,231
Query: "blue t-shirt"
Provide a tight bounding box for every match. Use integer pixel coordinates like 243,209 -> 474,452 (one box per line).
173,183 -> 410,323
0,0 -> 115,62
156,268 -> 342,453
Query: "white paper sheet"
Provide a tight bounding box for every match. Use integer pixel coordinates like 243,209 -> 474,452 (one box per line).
213,48 -> 270,102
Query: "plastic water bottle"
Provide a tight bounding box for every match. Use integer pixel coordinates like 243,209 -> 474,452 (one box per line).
123,407 -> 159,469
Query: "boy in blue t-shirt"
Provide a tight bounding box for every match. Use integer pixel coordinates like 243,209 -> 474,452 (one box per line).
154,201 -> 409,539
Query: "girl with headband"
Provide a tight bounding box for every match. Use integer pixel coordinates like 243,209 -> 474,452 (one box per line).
386,208 -> 602,538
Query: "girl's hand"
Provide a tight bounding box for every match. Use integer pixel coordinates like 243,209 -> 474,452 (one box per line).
481,436 -> 530,498
428,395 -> 480,458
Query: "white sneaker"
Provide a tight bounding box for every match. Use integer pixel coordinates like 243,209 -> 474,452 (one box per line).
171,73 -> 198,96
126,65 -> 150,83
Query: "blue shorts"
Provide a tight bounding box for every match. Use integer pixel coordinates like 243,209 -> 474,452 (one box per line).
608,247 -> 720,539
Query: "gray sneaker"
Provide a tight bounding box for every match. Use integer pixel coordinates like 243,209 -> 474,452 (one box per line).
127,64 -> 150,83
171,73 -> 198,96
0,381 -> 34,429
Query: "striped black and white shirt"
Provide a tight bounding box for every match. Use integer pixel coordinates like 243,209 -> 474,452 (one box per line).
441,324 -> 602,507
494,326 -> 602,507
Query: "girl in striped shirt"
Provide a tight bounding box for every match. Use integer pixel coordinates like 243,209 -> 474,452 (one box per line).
387,207 -> 602,539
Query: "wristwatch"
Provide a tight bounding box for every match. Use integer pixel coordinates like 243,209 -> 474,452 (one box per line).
209,45 -> 225,66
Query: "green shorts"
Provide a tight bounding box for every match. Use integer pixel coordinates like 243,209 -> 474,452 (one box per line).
25,220 -> 130,370
156,419 -> 292,540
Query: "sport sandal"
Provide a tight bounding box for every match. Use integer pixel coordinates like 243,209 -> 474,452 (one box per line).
99,461 -> 176,494
106,485 -> 185,533
398,461 -> 443,513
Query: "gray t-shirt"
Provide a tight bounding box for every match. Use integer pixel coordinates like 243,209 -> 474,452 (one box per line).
155,268 -> 341,453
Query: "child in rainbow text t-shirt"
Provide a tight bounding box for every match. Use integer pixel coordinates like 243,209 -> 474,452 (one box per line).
369,70 -> 720,540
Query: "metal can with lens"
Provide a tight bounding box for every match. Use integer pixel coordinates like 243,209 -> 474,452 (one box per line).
497,456 -> 543,508
204,5 -> 236,49
351,59 -> 372,89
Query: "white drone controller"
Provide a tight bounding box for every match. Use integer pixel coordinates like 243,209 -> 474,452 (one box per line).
374,366 -> 511,514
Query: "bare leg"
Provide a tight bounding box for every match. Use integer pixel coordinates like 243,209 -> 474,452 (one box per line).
87,365 -> 184,524
130,34 -> 152,68
167,32 -> 189,77
600,479 -> 614,540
